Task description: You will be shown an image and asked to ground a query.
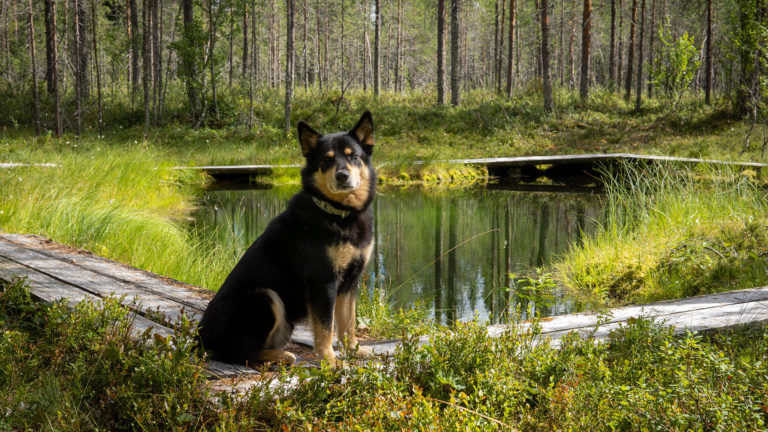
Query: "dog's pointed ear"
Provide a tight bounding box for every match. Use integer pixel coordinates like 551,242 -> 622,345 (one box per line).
298,121 -> 321,156
350,111 -> 374,154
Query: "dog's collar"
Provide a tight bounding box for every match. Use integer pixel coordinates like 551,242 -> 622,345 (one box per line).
312,196 -> 351,218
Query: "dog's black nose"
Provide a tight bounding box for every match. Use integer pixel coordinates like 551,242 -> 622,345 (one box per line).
335,170 -> 350,183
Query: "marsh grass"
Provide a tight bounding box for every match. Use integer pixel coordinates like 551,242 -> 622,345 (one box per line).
556,161 -> 768,306
0,138 -> 236,289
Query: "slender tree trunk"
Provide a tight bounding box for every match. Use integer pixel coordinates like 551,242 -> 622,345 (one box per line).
285,0 -> 294,132
624,0 -> 637,100
647,0 -> 655,98
704,0 -> 712,104
302,0 -> 308,88
90,0 -> 102,134
73,0 -> 83,134
579,0 -> 591,102
493,0 -> 500,91
44,0 -> 61,137
450,0 -> 460,106
609,0 -> 616,90
568,12 -> 575,87
129,0 -> 139,104
242,4 -> 248,79
506,0 -> 516,96
437,0 -> 445,104
153,0 -> 161,123
27,0 -> 41,135
559,0 -> 564,86
497,0 -> 505,93
541,0 -> 554,113
248,0 -> 255,131
373,0 -> 380,96
76,0 -> 89,99
181,0 -> 200,121
207,0 -> 218,117
617,0 -> 623,88
269,0 -> 276,87
43,0 -> 55,96
143,0 -> 151,135
634,0 -> 645,111
228,6 -> 234,88
394,0 -> 402,92
315,0 -> 322,89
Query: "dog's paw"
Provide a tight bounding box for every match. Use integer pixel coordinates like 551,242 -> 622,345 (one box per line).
316,348 -> 337,367
354,344 -> 373,358
280,351 -> 297,364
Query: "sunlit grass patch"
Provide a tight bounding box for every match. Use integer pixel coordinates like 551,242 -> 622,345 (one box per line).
556,161 -> 768,306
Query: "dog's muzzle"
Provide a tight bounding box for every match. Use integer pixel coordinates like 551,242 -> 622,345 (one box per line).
334,168 -> 359,190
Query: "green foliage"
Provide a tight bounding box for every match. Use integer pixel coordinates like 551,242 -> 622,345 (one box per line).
2,279 -> 768,430
556,162 -> 768,306
651,27 -> 701,102
0,280 -> 211,431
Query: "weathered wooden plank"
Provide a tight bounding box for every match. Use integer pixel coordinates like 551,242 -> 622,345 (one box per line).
0,256 -> 175,339
205,360 -> 260,379
0,234 -> 211,312
0,238 -> 200,323
487,286 -> 768,338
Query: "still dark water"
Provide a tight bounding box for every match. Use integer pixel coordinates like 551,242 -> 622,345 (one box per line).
193,185 -> 604,324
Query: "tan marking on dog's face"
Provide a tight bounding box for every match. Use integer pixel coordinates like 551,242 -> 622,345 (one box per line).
326,150 -> 335,158
312,163 -> 370,210
344,147 -> 352,155
340,163 -> 371,209
327,242 -> 359,273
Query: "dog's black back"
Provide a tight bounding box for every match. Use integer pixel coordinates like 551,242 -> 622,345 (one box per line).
198,112 -> 376,365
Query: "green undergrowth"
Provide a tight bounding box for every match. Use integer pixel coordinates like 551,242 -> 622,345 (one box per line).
0,137 -> 235,289
2,279 -> 767,431
556,162 -> 768,307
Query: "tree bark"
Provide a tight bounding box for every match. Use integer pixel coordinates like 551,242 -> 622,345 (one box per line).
181,0 -> 200,121
129,0 -> 140,103
450,0 -> 460,106
579,0 -> 591,101
647,0 -> 655,97
43,0 -> 55,96
43,0 -> 61,136
704,0 -> 712,104
394,0 -> 402,92
153,0 -> 161,123
73,0 -> 83,134
27,0 -> 41,135
541,0 -> 554,113
505,0 -> 515,96
76,0 -> 89,99
143,0 -> 151,135
242,3 -> 248,79
609,0 -> 616,90
634,0 -> 645,111
207,0 -> 218,117
285,0 -> 294,132
373,0 -> 380,96
617,0 -> 623,88
625,0 -> 637,100
437,0 -> 445,104
90,0 -> 102,133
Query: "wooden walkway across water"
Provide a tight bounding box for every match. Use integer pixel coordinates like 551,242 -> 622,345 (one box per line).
1,233 -> 767,392
186,153 -> 767,183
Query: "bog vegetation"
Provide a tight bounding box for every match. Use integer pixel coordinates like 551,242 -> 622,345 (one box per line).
1,0 -> 768,429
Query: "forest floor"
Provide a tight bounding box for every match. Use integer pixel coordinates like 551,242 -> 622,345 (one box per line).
1,90 -> 768,429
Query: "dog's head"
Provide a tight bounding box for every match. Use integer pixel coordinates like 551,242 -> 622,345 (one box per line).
298,112 -> 376,211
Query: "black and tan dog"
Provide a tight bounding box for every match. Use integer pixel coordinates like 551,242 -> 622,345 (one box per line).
198,112 -> 376,366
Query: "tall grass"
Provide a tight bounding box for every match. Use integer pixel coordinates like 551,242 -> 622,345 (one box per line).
0,138 -> 234,289
556,161 -> 768,306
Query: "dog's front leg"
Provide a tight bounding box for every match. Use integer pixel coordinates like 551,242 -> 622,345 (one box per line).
309,286 -> 337,366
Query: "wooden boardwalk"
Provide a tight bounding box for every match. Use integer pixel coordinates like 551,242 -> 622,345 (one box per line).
182,153 -> 767,183
1,233 -> 767,392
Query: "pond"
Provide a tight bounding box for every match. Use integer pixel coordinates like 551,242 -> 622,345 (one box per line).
193,185 -> 605,324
